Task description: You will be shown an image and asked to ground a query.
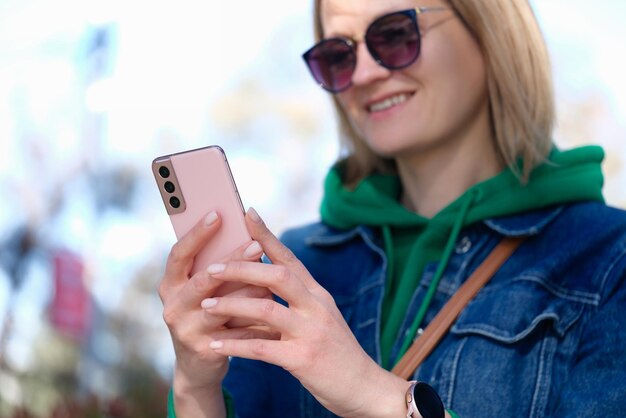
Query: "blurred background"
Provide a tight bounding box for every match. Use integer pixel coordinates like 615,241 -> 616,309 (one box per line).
0,0 -> 624,416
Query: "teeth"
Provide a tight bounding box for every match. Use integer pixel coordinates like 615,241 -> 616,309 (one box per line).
369,94 -> 409,112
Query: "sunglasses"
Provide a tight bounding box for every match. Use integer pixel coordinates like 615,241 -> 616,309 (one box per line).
302,6 -> 449,93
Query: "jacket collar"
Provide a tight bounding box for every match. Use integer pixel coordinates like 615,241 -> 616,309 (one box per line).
483,205 -> 564,237
306,205 -> 565,246
305,224 -> 377,247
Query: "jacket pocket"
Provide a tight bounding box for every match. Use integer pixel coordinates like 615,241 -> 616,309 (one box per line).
450,275 -> 586,342
439,276 -> 589,417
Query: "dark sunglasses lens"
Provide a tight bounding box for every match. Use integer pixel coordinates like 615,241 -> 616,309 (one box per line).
304,39 -> 355,92
366,12 -> 420,69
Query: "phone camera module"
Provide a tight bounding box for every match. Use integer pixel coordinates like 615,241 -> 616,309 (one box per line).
164,181 -> 176,193
159,166 -> 170,178
169,196 -> 181,209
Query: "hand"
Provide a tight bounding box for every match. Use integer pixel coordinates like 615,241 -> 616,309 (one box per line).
158,210 -> 274,402
201,208 -> 408,418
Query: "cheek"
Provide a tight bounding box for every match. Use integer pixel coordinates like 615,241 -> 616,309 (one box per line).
427,37 -> 487,113
442,65 -> 485,110
336,92 -> 355,115
449,33 -> 486,96
336,93 -> 363,128
456,54 -> 486,100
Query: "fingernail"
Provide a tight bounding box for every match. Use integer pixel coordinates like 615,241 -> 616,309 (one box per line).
209,341 -> 223,349
201,298 -> 217,309
243,241 -> 262,258
204,211 -> 218,227
248,207 -> 262,224
207,263 -> 225,275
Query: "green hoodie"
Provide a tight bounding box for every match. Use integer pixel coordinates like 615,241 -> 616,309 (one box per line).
320,146 -> 605,368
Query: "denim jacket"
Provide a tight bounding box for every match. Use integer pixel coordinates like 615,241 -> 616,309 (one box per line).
224,201 -> 626,417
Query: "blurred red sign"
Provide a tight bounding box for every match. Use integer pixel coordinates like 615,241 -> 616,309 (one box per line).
50,249 -> 91,341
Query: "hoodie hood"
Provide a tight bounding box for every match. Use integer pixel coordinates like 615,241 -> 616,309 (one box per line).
320,145 -> 604,367
321,145 -> 604,230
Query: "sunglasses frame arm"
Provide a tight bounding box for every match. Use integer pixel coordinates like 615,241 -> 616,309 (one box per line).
415,6 -> 450,15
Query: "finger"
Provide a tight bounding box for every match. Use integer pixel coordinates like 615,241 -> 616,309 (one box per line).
225,316 -> 268,329
245,207 -> 320,292
207,261 -> 311,307
211,325 -> 281,342
209,338 -> 296,371
167,306 -> 228,343
221,285 -> 274,328
168,268 -> 226,316
211,240 -> 264,297
201,296 -> 297,332
217,283 -> 272,299
173,334 -> 225,362
218,240 -> 263,264
163,211 -> 222,285
245,208 -> 298,266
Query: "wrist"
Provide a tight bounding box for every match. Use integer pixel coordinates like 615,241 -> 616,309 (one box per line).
173,358 -> 227,392
173,368 -> 226,417
347,369 -> 409,418
347,369 -> 447,418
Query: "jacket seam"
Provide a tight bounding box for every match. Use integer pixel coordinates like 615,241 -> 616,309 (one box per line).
597,243 -> 626,300
444,337 -> 466,409
529,326 -> 555,418
508,274 -> 600,305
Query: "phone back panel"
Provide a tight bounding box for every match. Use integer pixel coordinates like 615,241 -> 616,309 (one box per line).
153,146 -> 250,275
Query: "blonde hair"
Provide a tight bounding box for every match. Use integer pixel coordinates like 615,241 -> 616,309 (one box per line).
313,0 -> 555,184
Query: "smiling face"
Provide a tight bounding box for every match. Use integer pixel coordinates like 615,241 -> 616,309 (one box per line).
320,0 -> 492,162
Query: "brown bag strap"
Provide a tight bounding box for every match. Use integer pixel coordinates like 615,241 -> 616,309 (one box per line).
391,237 -> 525,380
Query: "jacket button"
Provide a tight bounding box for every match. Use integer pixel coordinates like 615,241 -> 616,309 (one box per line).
455,236 -> 472,254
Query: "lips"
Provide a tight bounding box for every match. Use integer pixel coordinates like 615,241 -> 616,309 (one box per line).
367,92 -> 413,113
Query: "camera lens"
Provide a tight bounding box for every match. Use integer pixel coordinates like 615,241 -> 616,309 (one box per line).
159,166 -> 170,178
164,181 -> 175,193
169,196 -> 181,208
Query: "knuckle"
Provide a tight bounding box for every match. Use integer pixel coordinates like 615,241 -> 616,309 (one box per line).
157,281 -> 168,303
252,340 -> 267,356
162,306 -> 178,327
259,299 -> 277,319
195,345 -> 215,362
298,345 -> 317,367
316,287 -> 335,305
167,242 -> 186,265
274,265 -> 291,284
191,274 -> 210,294
176,328 -> 193,346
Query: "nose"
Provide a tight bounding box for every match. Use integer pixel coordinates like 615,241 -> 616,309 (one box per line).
350,41 -> 392,87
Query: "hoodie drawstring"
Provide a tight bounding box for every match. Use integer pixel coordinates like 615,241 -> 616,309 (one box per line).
394,190 -> 476,364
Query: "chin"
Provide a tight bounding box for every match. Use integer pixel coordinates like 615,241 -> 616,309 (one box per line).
364,136 -> 422,159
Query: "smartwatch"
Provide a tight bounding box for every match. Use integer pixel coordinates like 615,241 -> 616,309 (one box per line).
405,381 -> 445,418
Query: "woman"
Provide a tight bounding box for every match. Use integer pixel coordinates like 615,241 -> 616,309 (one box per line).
160,0 -> 626,416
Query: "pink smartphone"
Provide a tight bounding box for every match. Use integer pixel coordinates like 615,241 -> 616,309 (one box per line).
152,145 -> 251,276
